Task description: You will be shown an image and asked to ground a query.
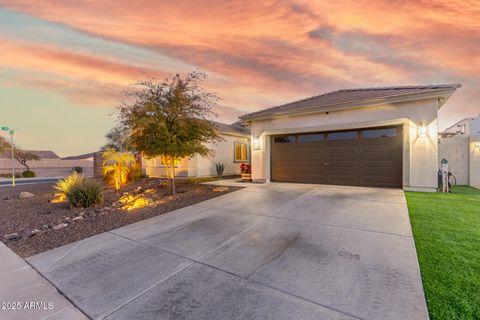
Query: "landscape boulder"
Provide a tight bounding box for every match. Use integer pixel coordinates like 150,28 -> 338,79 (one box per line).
19,192 -> 34,199
212,187 -> 229,192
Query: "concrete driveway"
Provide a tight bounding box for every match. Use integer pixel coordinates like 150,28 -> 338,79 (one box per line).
27,182 -> 428,320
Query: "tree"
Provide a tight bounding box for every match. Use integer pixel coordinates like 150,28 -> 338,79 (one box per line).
118,71 -> 222,195
14,149 -> 39,171
0,136 -> 9,153
102,148 -> 135,191
102,125 -> 135,152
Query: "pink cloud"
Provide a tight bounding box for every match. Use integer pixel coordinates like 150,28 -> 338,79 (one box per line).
1,0 -> 479,126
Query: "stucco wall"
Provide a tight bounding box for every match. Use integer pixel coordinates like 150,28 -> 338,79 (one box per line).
470,135 -> 480,188
144,134 -> 249,178
0,159 -> 93,177
189,134 -> 249,177
250,98 -> 440,191
438,136 -> 470,185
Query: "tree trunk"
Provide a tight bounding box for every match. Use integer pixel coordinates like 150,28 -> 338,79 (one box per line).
20,160 -> 29,171
169,156 -> 176,195
115,168 -> 121,191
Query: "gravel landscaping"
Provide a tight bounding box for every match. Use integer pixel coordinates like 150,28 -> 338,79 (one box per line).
0,178 -> 242,257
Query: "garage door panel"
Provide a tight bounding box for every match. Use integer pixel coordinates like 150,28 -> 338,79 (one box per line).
328,175 -> 359,184
271,126 -> 402,188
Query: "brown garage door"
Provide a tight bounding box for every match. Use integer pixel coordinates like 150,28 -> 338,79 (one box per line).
271,126 -> 403,188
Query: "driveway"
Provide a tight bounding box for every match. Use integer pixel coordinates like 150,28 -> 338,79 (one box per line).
27,182 -> 428,320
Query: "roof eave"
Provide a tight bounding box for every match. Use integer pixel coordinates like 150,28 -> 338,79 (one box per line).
240,87 -> 460,122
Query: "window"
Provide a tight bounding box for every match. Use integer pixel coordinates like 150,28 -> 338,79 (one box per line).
273,135 -> 296,143
234,142 -> 249,162
298,133 -> 324,142
328,131 -> 358,140
362,128 -> 397,138
160,156 -> 180,166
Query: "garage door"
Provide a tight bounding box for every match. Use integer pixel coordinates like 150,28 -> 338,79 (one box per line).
271,126 -> 403,188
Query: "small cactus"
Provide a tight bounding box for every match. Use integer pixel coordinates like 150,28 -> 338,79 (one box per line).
216,162 -> 225,178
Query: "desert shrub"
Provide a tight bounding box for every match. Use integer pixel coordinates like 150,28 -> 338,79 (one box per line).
66,179 -> 103,208
215,163 -> 225,178
127,162 -> 143,182
22,170 -> 36,178
55,172 -> 86,196
73,166 -> 83,174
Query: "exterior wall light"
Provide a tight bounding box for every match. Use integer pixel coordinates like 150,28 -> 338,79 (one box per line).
252,137 -> 261,150
418,123 -> 428,137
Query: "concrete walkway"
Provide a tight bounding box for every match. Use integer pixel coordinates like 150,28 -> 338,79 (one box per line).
26,182 -> 428,320
0,242 -> 88,320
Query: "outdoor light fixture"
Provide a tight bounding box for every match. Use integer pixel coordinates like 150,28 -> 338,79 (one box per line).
418,123 -> 427,137
252,137 -> 261,150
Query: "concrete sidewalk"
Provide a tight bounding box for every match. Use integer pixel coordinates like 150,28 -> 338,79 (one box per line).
0,242 -> 88,320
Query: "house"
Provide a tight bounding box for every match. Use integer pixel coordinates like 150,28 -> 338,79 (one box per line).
239,84 -> 461,192
0,150 -> 60,160
145,84 -> 462,192
438,116 -> 480,187
144,122 -> 250,178
439,116 -> 480,138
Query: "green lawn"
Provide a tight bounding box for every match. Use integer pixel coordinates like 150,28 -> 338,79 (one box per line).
405,186 -> 480,320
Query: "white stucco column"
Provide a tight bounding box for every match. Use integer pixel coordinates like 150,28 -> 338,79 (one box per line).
251,132 -> 269,182
470,135 -> 480,188
404,117 -> 439,192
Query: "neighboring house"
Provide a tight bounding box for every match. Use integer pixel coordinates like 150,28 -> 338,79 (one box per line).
439,116 -> 480,187
239,84 -> 461,192
439,116 -> 480,138
144,122 -> 250,178
62,152 -> 96,161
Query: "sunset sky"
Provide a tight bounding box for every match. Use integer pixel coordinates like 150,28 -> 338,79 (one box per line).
1,1 -> 479,156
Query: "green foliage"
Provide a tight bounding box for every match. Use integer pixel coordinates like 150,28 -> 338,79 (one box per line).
127,161 -> 143,182
102,148 -> 135,191
102,125 -> 135,152
54,172 -> 86,196
73,166 -> 83,174
117,71 -> 222,195
0,136 -> 10,153
66,179 -> 103,208
14,149 -> 40,171
405,186 -> 480,319
215,162 -> 225,178
21,170 -> 36,178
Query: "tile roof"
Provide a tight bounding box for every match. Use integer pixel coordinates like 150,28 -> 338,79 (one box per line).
240,84 -> 461,120
214,121 -> 250,135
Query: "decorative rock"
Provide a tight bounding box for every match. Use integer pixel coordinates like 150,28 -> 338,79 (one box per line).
28,229 -> 41,237
4,233 -> 21,241
72,216 -> 84,221
19,192 -> 34,199
52,223 -> 68,230
212,187 -> 229,192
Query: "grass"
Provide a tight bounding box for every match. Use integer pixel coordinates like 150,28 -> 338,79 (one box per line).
405,186 -> 480,320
